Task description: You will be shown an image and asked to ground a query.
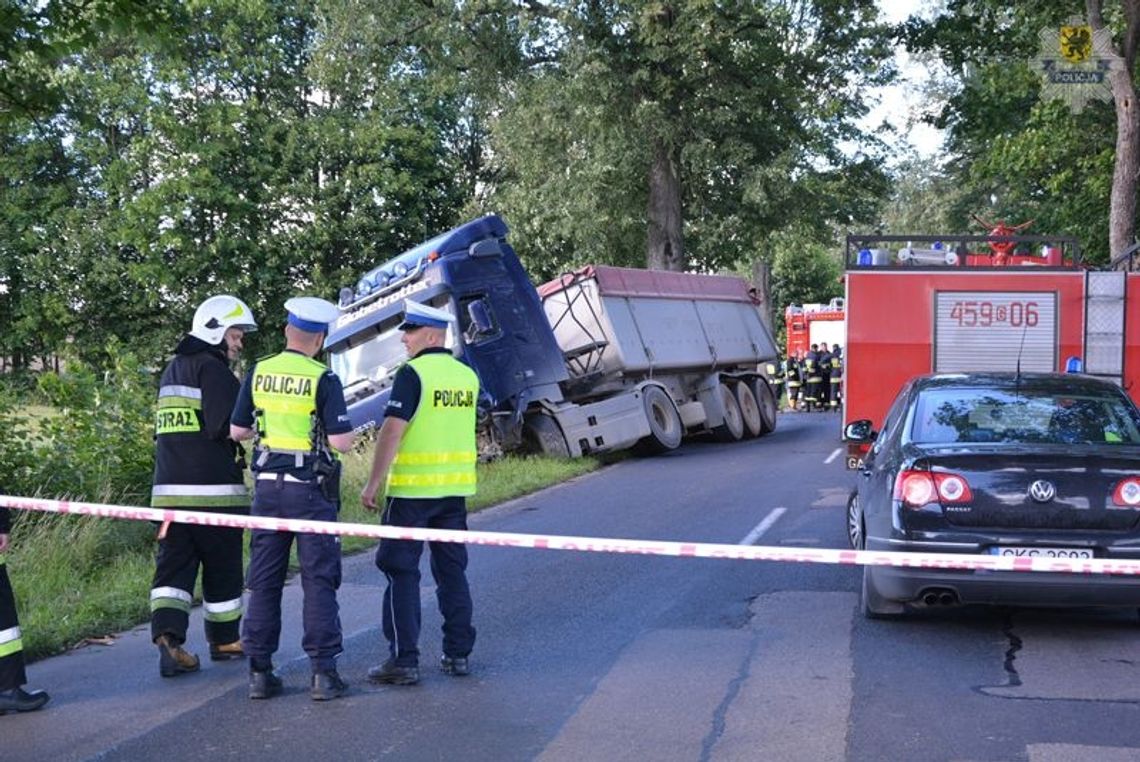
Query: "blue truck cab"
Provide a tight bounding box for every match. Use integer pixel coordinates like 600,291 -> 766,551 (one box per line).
324,215 -> 569,445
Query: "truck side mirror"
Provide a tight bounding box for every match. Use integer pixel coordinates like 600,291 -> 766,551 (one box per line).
466,299 -> 495,341
469,239 -> 503,258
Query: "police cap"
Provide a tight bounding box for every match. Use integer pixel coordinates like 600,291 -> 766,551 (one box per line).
398,300 -> 454,331
285,296 -> 339,334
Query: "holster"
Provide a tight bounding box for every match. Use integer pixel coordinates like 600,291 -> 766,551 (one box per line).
315,458 -> 342,503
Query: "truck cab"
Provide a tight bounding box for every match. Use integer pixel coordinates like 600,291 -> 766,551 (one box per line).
324,215 -> 568,444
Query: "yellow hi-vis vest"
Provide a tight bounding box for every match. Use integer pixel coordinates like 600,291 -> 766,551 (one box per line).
387,352 -> 478,499
251,351 -> 325,455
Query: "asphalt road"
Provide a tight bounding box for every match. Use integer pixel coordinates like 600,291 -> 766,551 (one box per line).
6,412 -> 1140,761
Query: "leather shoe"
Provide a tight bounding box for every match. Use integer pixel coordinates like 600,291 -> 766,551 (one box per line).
156,634 -> 200,678
0,687 -> 49,714
440,655 -> 469,676
310,670 -> 347,701
248,669 -> 283,700
367,659 -> 419,686
209,640 -> 244,661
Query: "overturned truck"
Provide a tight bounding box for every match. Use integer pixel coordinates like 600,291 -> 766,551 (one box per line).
325,215 -> 779,458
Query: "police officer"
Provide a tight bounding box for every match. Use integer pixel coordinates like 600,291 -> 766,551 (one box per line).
230,297 -> 355,701
361,300 -> 478,686
150,295 -> 257,678
0,508 -> 49,714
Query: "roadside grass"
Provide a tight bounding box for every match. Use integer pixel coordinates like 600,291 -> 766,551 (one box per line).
9,451 -> 604,660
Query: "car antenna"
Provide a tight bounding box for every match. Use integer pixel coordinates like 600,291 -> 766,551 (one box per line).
1014,319 -> 1029,393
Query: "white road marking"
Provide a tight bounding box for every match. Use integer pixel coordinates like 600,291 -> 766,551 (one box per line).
739,508 -> 786,546
824,447 -> 842,464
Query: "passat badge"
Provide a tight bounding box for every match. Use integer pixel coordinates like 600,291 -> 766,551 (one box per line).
1029,480 -> 1056,503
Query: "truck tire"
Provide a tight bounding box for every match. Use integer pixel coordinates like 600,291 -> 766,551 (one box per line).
751,378 -> 778,435
636,386 -> 683,454
522,414 -> 571,458
711,383 -> 745,442
735,382 -> 763,439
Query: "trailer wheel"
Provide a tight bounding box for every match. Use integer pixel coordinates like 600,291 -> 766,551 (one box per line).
711,383 -> 745,442
522,414 -> 570,458
751,378 -> 778,435
735,382 -> 763,439
636,386 -> 683,454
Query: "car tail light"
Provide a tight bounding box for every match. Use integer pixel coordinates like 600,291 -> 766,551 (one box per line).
894,470 -> 973,508
1111,478 -> 1140,508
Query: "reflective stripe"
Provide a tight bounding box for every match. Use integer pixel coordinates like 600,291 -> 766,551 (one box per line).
159,385 -> 202,401
152,484 -> 248,496
156,397 -> 202,410
388,472 -> 477,487
204,597 -> 243,623
150,586 -> 193,613
0,626 -> 22,658
393,451 -> 478,466
151,483 -> 249,508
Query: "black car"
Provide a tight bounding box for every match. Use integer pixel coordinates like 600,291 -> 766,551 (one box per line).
846,372 -> 1140,618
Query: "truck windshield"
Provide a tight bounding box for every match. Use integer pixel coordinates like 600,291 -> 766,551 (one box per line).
328,328 -> 407,390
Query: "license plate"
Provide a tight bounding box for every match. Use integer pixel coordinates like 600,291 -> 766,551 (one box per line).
992,546 -> 1093,559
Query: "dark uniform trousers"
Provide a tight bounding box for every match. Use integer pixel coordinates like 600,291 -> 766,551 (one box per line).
242,478 -> 342,672
151,509 -> 246,646
0,564 -> 26,691
375,495 -> 476,668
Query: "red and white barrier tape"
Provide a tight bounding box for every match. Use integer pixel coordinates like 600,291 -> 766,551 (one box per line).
3,494 -> 1140,575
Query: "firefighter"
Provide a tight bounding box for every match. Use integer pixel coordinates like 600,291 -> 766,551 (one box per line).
765,358 -> 786,409
817,343 -> 833,410
149,295 -> 257,678
829,343 -> 843,408
785,352 -> 804,411
0,508 -> 49,714
230,297 -> 356,701
360,300 -> 479,686
803,343 -> 822,411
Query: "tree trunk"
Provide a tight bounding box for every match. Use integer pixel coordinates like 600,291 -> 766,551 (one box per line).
1090,0 -> 1140,263
646,138 -> 684,271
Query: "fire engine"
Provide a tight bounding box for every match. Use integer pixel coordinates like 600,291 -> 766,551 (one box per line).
785,298 -> 845,358
841,222 -> 1140,468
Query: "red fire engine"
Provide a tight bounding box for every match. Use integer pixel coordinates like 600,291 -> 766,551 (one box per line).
785,298 -> 845,359
841,225 -> 1140,468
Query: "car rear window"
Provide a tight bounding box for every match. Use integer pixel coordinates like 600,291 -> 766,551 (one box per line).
911,387 -> 1140,445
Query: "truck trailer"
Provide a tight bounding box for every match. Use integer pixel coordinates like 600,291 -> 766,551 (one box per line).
324,214 -> 780,458
838,231 -> 1140,468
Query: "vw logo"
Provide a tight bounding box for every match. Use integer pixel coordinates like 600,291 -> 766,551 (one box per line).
1028,480 -> 1056,503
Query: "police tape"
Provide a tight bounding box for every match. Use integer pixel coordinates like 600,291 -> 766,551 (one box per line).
3,494 -> 1140,576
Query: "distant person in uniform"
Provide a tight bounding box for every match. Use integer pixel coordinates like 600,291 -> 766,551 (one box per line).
804,343 -> 822,411
829,344 -> 843,407
149,295 -> 257,679
361,300 -> 479,686
786,351 -> 804,411
766,358 -> 786,409
817,343 -> 833,410
0,508 -> 49,714
230,297 -> 356,701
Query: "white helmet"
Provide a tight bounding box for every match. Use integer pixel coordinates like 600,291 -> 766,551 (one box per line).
190,295 -> 258,345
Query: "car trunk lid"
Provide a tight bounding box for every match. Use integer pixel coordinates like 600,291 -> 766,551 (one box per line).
917,446 -> 1140,531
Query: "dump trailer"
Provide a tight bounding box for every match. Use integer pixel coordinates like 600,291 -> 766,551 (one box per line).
324,214 -> 780,458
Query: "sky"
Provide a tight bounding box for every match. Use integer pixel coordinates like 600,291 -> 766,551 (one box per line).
864,0 -> 946,159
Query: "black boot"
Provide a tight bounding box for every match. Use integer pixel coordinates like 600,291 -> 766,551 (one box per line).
367,659 -> 419,686
310,670 -> 347,701
248,669 -> 283,700
0,686 -> 50,714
